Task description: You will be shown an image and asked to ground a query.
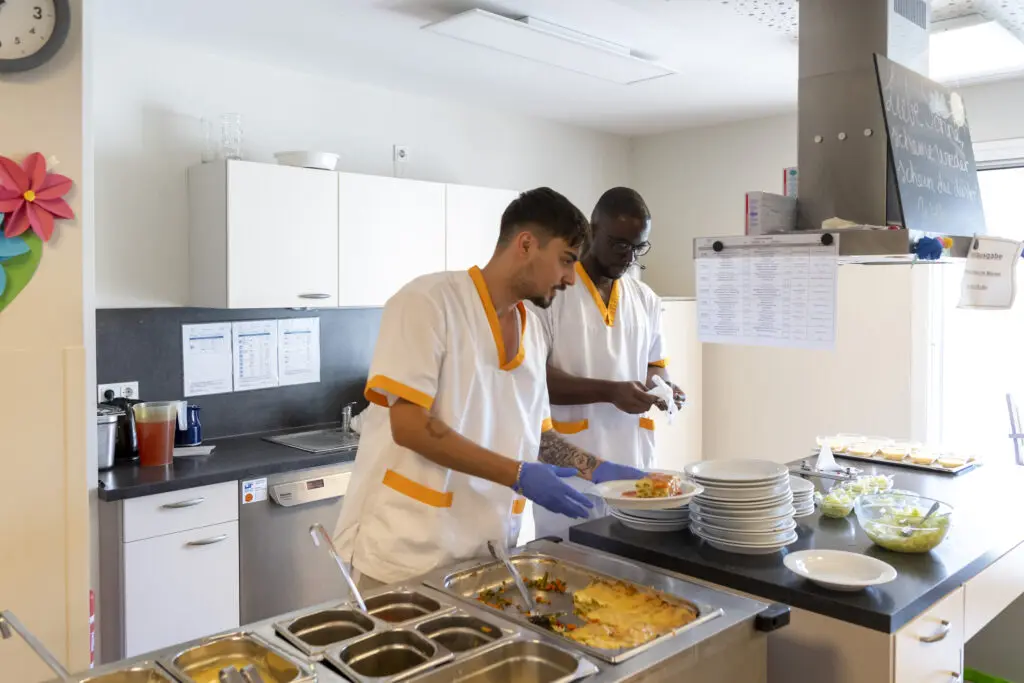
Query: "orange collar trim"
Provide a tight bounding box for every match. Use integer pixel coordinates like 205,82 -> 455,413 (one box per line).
576,262 -> 619,327
468,266 -> 527,371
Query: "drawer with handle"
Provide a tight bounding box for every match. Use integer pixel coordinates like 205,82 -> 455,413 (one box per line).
123,481 -> 239,542
894,586 -> 964,683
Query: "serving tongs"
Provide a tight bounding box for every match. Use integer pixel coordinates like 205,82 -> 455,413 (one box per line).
486,541 -> 567,628
310,522 -> 368,612
218,665 -> 265,683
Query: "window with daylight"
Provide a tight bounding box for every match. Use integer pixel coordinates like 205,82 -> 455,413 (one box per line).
933,166 -> 1024,464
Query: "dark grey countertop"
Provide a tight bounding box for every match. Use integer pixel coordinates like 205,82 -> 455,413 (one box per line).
570,457 -> 1024,633
97,427 -> 358,502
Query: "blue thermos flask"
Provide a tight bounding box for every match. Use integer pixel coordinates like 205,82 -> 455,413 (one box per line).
175,404 -> 202,446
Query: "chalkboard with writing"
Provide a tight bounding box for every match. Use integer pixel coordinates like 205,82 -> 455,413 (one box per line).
874,54 -> 986,237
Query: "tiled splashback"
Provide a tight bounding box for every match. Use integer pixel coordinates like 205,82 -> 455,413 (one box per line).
96,307 -> 383,439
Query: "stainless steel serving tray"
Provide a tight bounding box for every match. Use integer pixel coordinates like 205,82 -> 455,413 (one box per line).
67,662 -> 177,683
157,631 -> 317,683
832,452 -> 979,476
404,638 -> 599,683
421,542 -> 724,664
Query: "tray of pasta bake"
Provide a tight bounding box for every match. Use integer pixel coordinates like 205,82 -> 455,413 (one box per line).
420,540 -> 725,664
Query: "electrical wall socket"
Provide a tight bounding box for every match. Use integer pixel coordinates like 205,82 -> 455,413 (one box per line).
393,145 -> 410,163
98,381 -> 139,403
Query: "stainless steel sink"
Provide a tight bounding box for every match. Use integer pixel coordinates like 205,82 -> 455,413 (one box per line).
264,428 -> 359,454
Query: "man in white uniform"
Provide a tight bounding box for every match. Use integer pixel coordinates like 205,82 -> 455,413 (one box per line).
334,188 -> 644,587
533,188 -> 685,539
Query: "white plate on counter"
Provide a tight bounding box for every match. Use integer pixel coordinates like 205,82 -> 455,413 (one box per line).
784,549 -> 897,592
595,478 -> 702,510
693,527 -> 798,555
686,460 -> 789,484
690,511 -> 796,533
690,500 -> 796,520
697,480 -> 792,501
695,491 -> 794,509
610,509 -> 689,533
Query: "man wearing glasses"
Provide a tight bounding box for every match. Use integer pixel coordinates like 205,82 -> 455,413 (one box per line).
531,187 -> 686,539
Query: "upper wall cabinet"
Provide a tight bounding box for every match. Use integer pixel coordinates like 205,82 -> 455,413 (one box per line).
445,185 -> 520,272
337,173 -> 446,308
188,161 -> 340,309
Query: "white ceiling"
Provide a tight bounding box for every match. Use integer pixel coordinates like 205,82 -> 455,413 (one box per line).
96,0 -> 1024,136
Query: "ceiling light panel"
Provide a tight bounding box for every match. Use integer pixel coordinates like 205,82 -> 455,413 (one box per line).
423,9 -> 676,85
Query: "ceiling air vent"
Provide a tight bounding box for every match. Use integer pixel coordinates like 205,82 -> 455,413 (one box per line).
895,0 -> 929,29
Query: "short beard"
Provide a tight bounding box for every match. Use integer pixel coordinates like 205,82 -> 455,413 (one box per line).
528,295 -> 553,309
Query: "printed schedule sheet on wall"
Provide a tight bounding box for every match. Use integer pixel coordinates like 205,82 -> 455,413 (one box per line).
695,234 -> 839,350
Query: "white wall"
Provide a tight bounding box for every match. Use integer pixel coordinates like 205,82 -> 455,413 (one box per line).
630,78 -> 1024,462
93,33 -> 630,308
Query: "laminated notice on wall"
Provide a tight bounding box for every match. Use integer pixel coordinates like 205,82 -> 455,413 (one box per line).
695,234 -> 838,350
958,236 -> 1023,310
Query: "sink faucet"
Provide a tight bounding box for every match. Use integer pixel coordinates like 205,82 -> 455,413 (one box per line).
0,610 -> 71,682
340,402 -> 356,433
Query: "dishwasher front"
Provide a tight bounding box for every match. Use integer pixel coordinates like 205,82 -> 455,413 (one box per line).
238,461 -> 356,623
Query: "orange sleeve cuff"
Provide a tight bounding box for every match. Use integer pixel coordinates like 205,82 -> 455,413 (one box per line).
541,418 -> 554,433
551,419 -> 589,435
648,358 -> 670,368
365,375 -> 434,410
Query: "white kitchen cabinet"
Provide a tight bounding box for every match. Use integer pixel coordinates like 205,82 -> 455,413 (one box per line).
99,482 -> 241,662
652,299 -> 703,470
188,160 -> 339,308
894,586 -> 965,683
123,521 -> 240,657
445,184 -> 520,271
337,173 -> 447,307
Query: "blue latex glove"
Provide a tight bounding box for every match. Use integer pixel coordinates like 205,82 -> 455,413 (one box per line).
515,462 -> 594,519
592,462 -> 646,485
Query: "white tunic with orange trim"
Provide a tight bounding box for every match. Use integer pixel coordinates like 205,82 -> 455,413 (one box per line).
531,262 -> 667,538
333,267 -> 552,584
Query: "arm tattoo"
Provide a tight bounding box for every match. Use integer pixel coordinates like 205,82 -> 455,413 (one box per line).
539,431 -> 599,479
425,416 -> 451,439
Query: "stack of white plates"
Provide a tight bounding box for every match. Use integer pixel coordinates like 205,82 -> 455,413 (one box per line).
790,476 -> 816,518
608,505 -> 689,533
685,460 -> 799,555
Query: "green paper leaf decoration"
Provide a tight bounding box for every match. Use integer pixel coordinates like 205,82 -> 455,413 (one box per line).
0,231 -> 43,312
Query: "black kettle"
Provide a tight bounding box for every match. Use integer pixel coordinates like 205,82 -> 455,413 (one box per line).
103,397 -> 142,463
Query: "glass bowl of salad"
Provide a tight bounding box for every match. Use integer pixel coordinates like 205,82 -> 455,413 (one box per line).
854,492 -> 953,553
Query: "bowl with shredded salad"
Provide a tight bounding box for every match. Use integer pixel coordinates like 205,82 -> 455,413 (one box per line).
854,492 -> 952,553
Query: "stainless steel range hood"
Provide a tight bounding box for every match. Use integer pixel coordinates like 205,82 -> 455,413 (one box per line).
706,0 -> 987,263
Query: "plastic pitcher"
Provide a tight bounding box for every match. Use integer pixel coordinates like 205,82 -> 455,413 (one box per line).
132,402 -> 178,467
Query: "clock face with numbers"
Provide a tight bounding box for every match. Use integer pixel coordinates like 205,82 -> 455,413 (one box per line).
0,0 -> 70,73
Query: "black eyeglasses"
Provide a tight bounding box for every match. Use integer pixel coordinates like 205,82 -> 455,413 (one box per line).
607,236 -> 652,258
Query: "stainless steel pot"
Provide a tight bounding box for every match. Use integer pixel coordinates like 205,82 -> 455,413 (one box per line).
98,405 -> 123,470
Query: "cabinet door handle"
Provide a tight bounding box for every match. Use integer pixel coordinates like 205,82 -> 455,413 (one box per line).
298,293 -> 331,300
186,534 -> 228,547
161,497 -> 206,510
919,619 -> 951,643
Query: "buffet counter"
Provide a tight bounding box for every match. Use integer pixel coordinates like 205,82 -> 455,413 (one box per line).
571,460 -> 1024,683
41,540 -> 785,683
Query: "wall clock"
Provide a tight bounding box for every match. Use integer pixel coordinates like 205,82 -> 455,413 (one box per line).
0,0 -> 71,74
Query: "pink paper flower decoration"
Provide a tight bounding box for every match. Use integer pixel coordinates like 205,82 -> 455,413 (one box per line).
0,153 -> 75,242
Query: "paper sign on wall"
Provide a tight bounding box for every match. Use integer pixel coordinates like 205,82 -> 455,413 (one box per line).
278,317 -> 321,386
958,237 -> 1024,310
695,234 -> 839,350
232,319 -> 279,391
182,322 -> 233,397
